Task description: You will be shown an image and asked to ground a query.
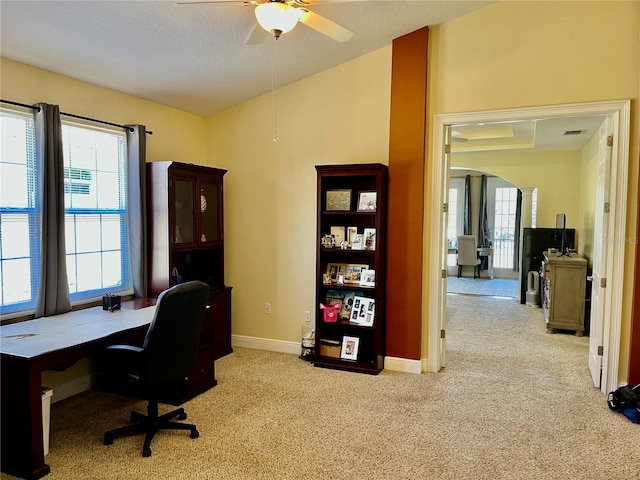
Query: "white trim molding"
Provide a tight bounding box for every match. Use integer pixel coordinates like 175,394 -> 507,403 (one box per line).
427,100 -> 631,393
232,334 -> 301,355
384,356 -> 422,374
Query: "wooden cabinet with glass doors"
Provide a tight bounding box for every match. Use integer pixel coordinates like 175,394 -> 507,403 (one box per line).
147,161 -> 233,399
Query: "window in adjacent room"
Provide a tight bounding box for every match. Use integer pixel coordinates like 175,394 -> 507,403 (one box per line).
487,177 -> 518,270
446,177 -> 465,267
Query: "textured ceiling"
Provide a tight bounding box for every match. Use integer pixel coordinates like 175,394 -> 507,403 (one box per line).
1,0 -> 494,116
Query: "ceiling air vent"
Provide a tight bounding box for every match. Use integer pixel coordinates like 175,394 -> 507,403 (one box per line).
563,129 -> 586,136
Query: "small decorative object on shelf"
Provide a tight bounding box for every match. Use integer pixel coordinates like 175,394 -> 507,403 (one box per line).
341,336 -> 360,360
315,163 -> 387,375
321,234 -> 335,248
320,303 -> 340,322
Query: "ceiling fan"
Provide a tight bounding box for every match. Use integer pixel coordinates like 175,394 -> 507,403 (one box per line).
177,0 -> 354,43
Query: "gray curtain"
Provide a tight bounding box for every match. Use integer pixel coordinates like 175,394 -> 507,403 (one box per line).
478,175 -> 489,246
513,189 -> 522,272
463,175 -> 471,235
126,125 -> 148,298
34,103 -> 71,317
478,175 -> 489,270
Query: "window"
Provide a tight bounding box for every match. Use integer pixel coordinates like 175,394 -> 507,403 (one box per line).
0,109 -> 38,314
0,108 -> 133,317
447,178 -> 465,266
62,120 -> 132,301
487,178 -> 518,269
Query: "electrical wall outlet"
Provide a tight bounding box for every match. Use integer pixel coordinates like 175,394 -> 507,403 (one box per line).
304,310 -> 311,322
264,303 -> 271,314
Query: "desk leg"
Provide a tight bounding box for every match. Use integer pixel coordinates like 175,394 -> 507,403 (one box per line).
1,355 -> 50,480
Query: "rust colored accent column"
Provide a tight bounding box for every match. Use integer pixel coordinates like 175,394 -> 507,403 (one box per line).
386,27 -> 429,360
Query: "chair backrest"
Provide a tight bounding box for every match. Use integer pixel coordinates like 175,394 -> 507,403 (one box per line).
142,281 -> 210,386
457,235 -> 478,265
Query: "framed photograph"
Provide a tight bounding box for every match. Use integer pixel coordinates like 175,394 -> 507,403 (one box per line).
326,189 -> 351,211
357,191 -> 377,212
341,335 -> 360,360
351,233 -> 364,250
363,228 -> 376,250
326,263 -> 369,284
359,269 -> 376,288
351,297 -> 375,327
330,226 -> 345,246
346,226 -> 358,247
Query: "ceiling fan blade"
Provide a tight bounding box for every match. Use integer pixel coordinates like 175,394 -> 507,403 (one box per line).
297,8 -> 354,42
176,1 -> 254,5
244,22 -> 271,45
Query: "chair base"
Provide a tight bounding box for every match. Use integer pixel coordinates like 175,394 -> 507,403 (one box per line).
104,403 -> 199,457
457,264 -> 481,279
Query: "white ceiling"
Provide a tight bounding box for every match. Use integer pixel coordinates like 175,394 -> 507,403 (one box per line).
1,0 -> 606,152
0,0 -> 494,117
451,116 -> 608,154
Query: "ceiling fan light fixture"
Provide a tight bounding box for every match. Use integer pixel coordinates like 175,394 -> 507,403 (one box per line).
255,2 -> 300,38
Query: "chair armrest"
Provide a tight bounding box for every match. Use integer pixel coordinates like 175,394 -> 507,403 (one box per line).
101,345 -> 144,375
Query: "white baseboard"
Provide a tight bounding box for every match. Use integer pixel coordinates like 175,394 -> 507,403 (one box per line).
384,356 -> 422,374
232,335 -> 301,355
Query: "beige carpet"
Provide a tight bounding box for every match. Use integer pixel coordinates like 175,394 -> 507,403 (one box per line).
3,295 -> 639,480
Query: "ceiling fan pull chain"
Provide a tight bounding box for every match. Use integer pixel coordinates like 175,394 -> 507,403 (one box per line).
271,38 -> 279,143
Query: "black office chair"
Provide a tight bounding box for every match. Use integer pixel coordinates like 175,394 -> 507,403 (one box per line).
102,280 -> 210,457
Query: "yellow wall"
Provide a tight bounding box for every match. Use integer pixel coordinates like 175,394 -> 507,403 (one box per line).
427,1 -> 639,381
451,150 -> 583,231
0,58 -> 207,164
206,48 -> 392,343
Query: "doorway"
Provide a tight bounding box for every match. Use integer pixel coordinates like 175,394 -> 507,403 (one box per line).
425,100 -> 631,395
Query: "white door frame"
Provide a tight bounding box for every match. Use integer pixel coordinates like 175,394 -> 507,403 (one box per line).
424,100 -> 631,395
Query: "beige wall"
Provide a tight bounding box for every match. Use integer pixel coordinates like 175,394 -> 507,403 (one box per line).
451,150 -> 583,232
0,58 -> 207,165
206,48 -> 392,343
427,1 -> 639,381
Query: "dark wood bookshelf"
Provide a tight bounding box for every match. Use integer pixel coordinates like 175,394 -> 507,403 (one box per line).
314,163 -> 388,374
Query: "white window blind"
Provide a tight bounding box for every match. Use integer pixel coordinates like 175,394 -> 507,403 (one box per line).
61,120 -> 132,301
0,108 -> 39,314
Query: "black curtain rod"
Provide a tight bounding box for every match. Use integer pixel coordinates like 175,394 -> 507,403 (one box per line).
1,99 -> 153,135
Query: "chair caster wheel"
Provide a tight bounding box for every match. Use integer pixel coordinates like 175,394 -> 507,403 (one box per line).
190,429 -> 199,439
104,434 -> 113,446
178,411 -> 187,420
143,446 -> 152,457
